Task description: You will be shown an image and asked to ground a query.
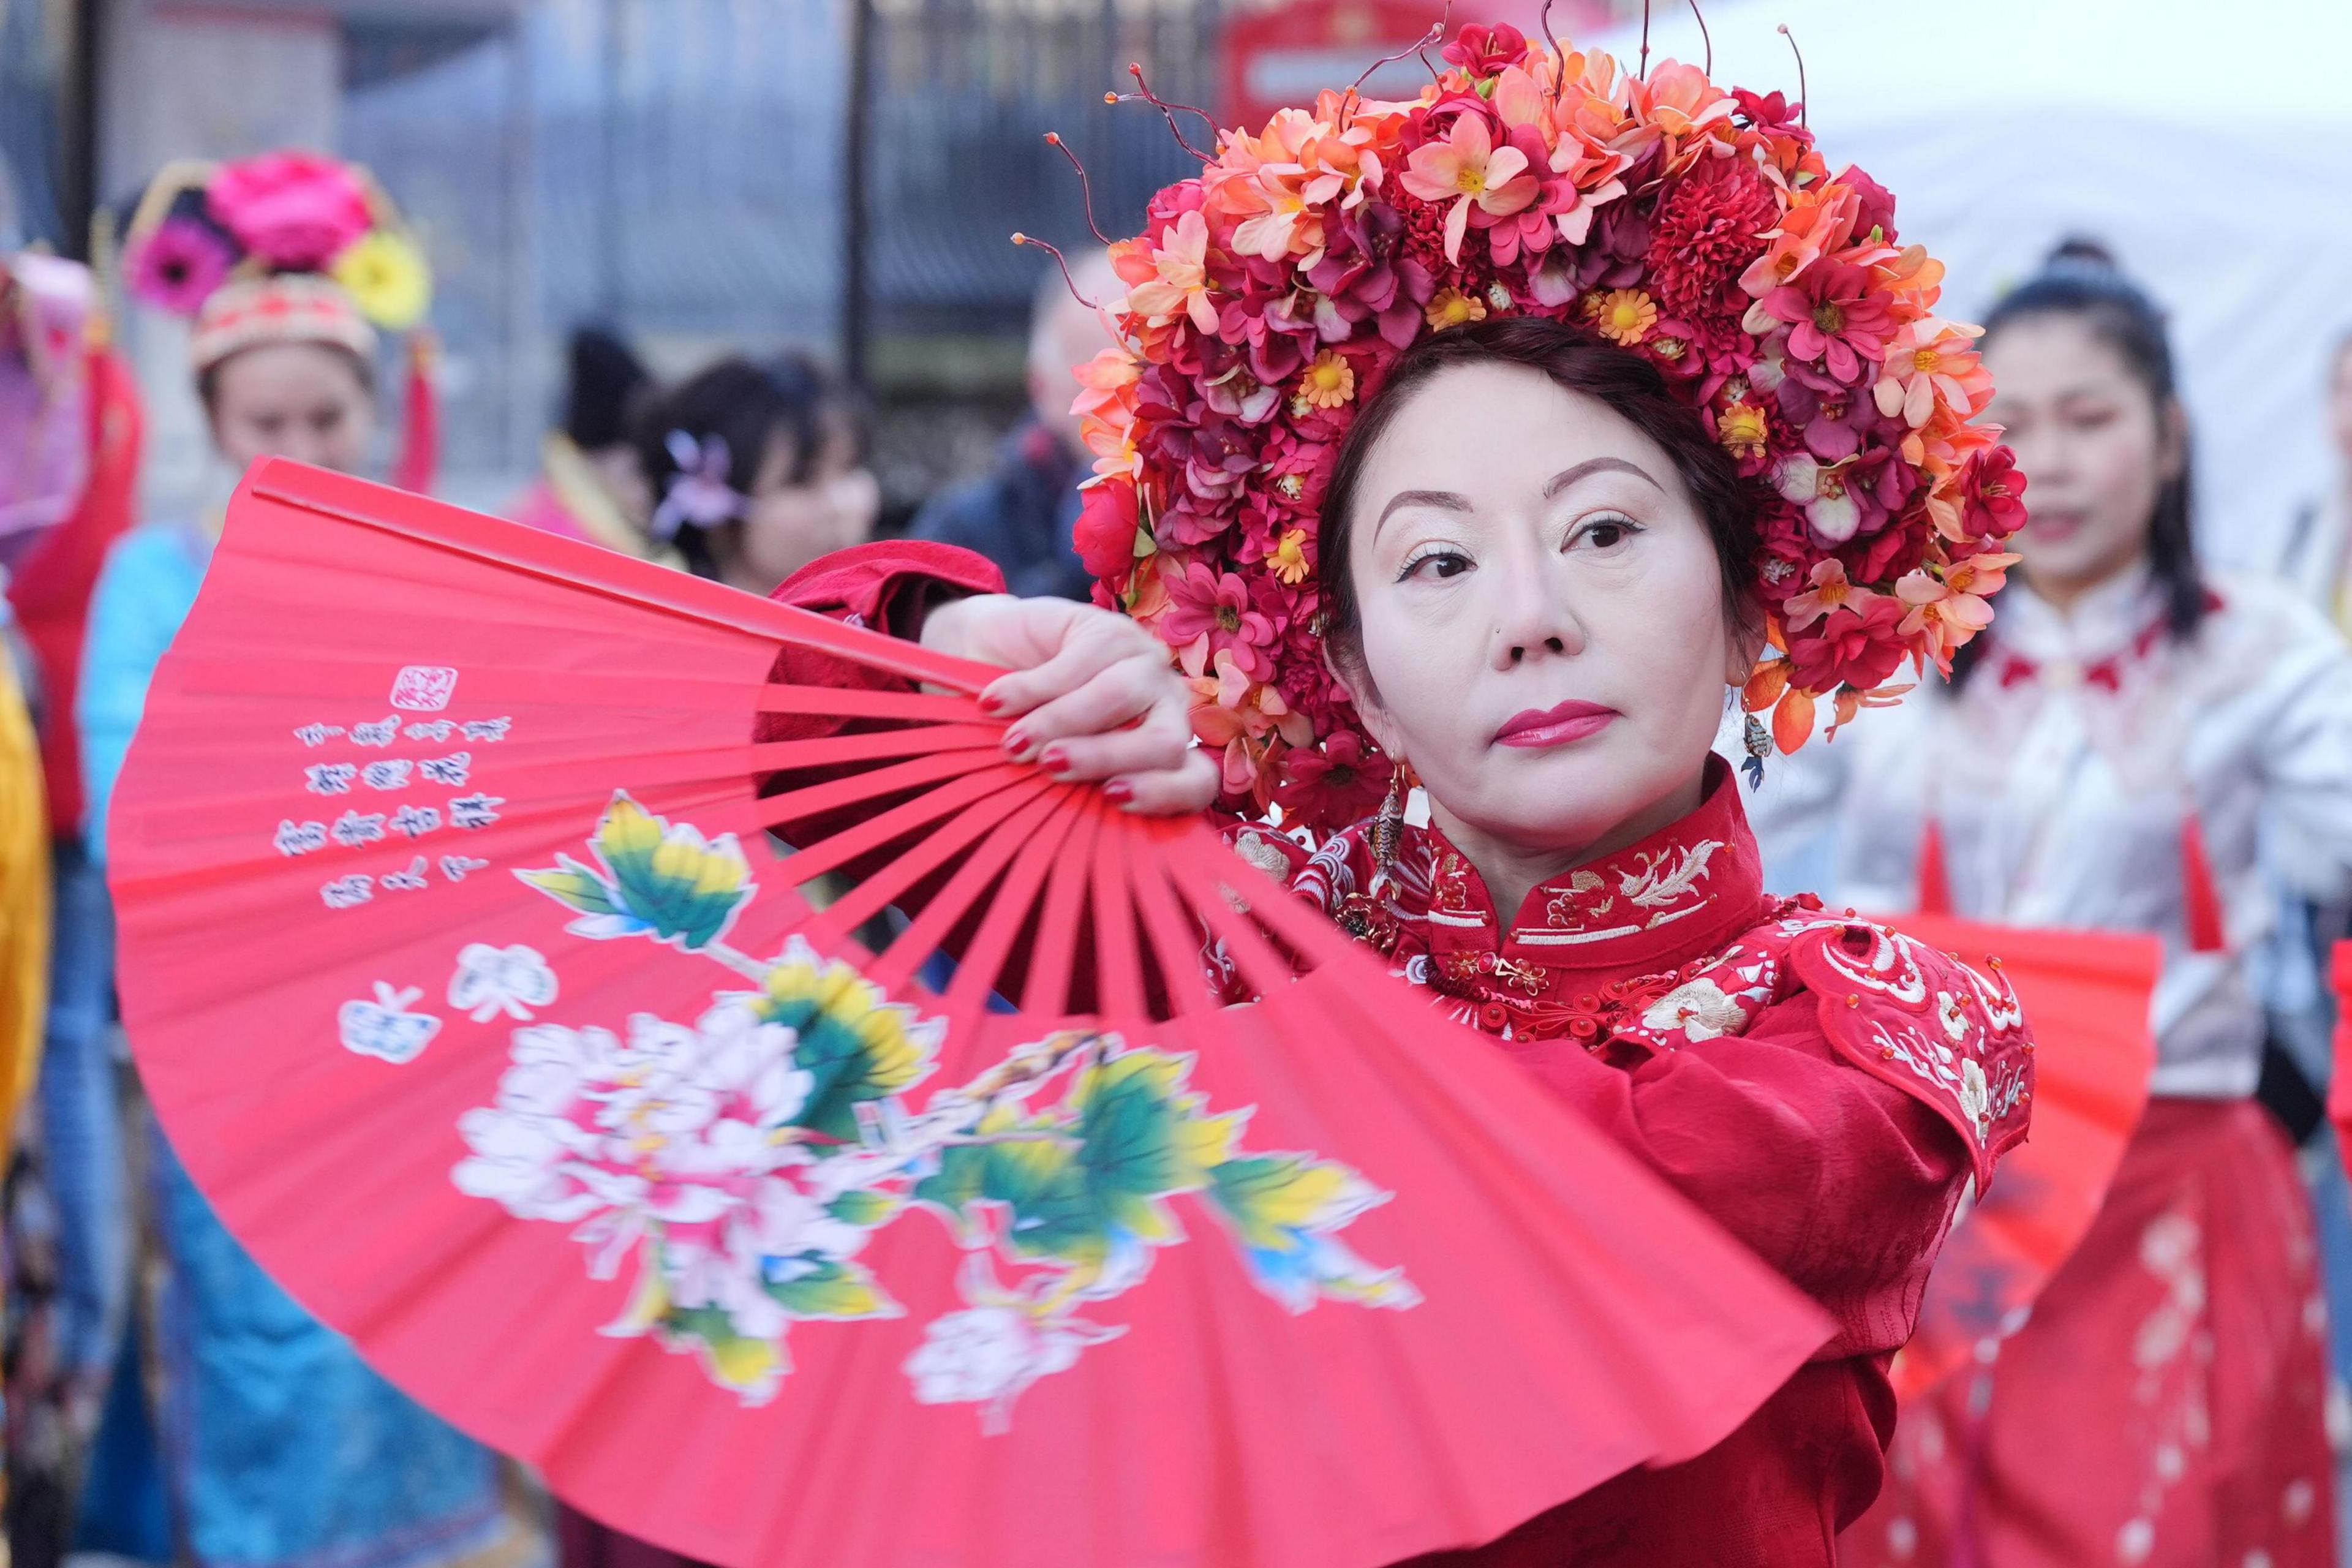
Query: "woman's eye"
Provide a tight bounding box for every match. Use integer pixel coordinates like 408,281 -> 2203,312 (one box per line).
1398,549 -> 1471,582
1572,517 -> 1643,551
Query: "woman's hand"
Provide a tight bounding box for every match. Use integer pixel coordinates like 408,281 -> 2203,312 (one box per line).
921,594 -> 1218,816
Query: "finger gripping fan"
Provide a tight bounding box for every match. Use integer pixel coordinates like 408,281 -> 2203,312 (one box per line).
110,460 -> 1830,1568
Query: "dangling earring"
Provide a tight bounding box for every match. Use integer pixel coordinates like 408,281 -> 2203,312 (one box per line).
1741,713 -> 1771,790
1370,757 -> 1408,888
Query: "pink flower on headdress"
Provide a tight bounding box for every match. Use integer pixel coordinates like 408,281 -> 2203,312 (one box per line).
1757,259 -> 1897,385
1781,558 -> 1869,633
1874,317 -> 1992,429
127,216 -> 234,315
1738,185 -> 1856,298
1632,61 -> 1736,148
205,151 -> 372,271
1896,552 -> 2016,671
1774,453 -> 1866,543
1161,560 -> 1281,680
1122,209 -> 1220,336
1399,110 -> 1538,265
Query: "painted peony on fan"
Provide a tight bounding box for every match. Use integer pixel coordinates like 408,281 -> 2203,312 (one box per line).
111,460 -> 1833,1568
1883,913 -> 2158,1400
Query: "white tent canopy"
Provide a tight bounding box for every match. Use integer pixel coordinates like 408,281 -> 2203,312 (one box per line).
1591,0 -> 2352,572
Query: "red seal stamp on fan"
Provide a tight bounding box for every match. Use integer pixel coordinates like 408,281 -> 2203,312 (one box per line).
390,665 -> 459,711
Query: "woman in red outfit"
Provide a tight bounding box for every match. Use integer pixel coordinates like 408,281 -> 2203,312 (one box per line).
763,314 -> 2030,1566
756,29 -> 2035,1559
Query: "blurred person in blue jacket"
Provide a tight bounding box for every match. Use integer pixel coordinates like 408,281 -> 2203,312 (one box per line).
908,247 -> 1121,600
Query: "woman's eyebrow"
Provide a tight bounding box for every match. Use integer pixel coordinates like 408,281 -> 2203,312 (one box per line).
1544,456 -> 1664,497
1373,488 -> 1471,544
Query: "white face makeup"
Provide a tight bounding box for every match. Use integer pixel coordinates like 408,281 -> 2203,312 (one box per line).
1983,314 -> 2178,607
1333,360 -> 1753,889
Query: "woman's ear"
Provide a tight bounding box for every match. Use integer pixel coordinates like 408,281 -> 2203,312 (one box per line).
1322,635 -> 1404,760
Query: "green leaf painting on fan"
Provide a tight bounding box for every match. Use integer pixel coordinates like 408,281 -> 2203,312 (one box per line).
454,791 -> 1419,1425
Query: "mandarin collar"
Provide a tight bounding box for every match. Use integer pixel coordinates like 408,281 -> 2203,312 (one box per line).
1404,755 -> 1768,980
1994,562 -> 2160,668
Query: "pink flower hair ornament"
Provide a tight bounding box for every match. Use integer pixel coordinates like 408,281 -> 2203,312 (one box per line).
1051,23 -> 2024,836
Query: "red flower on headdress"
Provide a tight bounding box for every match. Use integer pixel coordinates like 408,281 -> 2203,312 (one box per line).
1945,445 -> 2030,545
205,151 -> 373,271
1645,156 -> 1775,322
1442,24 -> 1528,78
1836,164 -> 1899,246
1275,729 -> 1393,829
1074,480 -> 1141,584
1787,594 -> 1909,694
1733,89 -> 1803,129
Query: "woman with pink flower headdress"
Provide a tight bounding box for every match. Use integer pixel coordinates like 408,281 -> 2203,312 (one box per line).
748,23 -> 2040,1562
1754,244 -> 2352,1568
68,153 -> 541,1568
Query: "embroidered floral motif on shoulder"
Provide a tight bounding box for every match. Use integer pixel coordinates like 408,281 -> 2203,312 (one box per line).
1774,915 -> 2033,1185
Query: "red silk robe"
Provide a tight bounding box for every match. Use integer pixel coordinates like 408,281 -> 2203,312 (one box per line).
763,541 -> 2036,1567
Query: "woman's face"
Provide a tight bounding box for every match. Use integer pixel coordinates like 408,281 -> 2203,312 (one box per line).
207,342 -> 375,475
1336,361 -> 1752,860
1983,314 -> 2178,601
735,415 -> 881,590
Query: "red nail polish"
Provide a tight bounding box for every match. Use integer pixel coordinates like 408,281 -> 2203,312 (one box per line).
1104,779 -> 1134,803
1001,731 -> 1027,756
1041,745 -> 1069,774
979,692 -> 1006,716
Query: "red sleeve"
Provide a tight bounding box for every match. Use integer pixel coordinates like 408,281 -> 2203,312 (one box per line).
756,540 -> 1006,748
1520,1015 -> 1970,1360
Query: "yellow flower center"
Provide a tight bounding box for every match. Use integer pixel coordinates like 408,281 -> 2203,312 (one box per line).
1424,288 -> 1488,330
1592,288 -> 1657,346
1300,350 -> 1355,409
1913,348 -> 1942,374
1456,168 -> 1487,196
1717,401 -> 1769,454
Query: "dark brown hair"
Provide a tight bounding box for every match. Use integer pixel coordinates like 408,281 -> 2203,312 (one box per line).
1316,315 -> 1762,666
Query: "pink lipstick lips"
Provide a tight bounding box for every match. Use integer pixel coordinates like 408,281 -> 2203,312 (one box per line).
1495,699 -> 1618,748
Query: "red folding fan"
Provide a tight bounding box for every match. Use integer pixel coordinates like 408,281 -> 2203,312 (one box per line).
2330,940 -> 2352,1163
109,459 -> 1834,1568
1882,912 -> 2158,1401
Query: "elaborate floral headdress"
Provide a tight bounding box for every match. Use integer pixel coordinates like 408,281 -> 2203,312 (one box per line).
120,150 -> 439,489
1061,23 -> 2025,835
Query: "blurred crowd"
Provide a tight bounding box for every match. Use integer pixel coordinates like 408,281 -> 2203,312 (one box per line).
5,114 -> 2352,1568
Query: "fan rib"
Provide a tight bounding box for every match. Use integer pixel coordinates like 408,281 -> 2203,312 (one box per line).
1125,827 -> 1214,1019
747,723 -> 1005,772
1163,839 -> 1314,1000
792,774 -> 1061,954
753,748 -> 1018,831
941,794 -> 1090,1027
1021,803 -> 1104,1017
758,762 -> 1035,892
754,683 -> 986,723
1088,821 -> 1148,1022
863,785 -> 1077,996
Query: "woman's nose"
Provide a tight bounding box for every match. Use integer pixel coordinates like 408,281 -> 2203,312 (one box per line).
1487,556 -> 1587,671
